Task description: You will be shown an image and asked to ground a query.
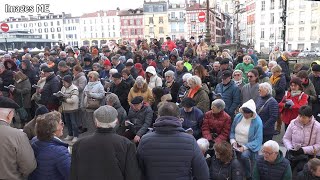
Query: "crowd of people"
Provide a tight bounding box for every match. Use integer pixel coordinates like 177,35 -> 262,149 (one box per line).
0,37 -> 320,180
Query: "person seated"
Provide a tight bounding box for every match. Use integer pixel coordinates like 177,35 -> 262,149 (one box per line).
210,141 -> 245,180
252,140 -> 292,180
179,97 -> 204,140
197,138 -> 211,166
105,93 -> 127,135
297,158 -> 320,180
29,111 -> 70,180
230,99 -> 263,179
124,96 -> 153,144
202,99 -> 231,148
163,70 -> 180,103
128,76 -> 154,105
23,106 -> 49,140
283,105 -> 320,173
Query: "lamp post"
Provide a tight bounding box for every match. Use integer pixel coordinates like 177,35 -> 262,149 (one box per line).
280,0 -> 287,51
205,0 -> 211,45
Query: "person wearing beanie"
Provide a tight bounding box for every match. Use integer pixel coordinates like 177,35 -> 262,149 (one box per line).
109,73 -> 130,112
100,59 -> 112,79
135,63 -> 145,78
279,77 -> 308,129
60,75 -> 80,143
23,106 -> 49,140
309,64 -> 320,121
70,105 -> 141,180
57,60 -> 72,79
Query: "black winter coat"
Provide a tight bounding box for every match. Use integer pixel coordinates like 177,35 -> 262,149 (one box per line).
70,128 -> 141,180
309,74 -> 320,122
39,74 -> 61,106
297,164 -> 320,180
110,81 -> 130,112
137,116 -> 209,180
127,104 -> 153,137
210,156 -> 245,180
0,69 -> 14,94
276,57 -> 291,85
22,60 -> 38,86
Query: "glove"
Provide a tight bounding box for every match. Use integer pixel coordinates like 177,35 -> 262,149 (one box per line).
209,140 -> 214,149
295,148 -> 304,155
284,102 -> 291,108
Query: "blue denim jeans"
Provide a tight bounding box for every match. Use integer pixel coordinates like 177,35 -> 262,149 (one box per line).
64,112 -> 79,137
239,149 -> 257,178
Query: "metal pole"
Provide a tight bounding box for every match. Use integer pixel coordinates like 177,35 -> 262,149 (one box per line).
282,0 -> 287,51
5,37 -> 8,53
205,0 -> 211,45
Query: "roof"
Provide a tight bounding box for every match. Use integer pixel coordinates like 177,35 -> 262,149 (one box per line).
186,3 -> 206,10
118,8 -> 144,16
81,10 -> 118,18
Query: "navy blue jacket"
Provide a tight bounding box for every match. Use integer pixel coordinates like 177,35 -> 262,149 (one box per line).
215,80 -> 241,117
256,95 -> 279,136
273,74 -> 287,103
137,116 -> 209,180
179,107 -> 204,139
29,137 -> 70,180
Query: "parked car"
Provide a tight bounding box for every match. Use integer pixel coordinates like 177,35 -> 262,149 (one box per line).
298,51 -> 308,58
290,50 -> 301,57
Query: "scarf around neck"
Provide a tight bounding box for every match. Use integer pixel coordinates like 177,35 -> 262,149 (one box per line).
188,85 -> 201,98
270,75 -> 280,85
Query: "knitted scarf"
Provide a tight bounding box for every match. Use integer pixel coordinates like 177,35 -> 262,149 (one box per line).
270,75 -> 280,85
188,85 -> 201,98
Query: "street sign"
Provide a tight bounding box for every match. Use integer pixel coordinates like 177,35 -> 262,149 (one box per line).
0,23 -> 9,32
198,12 -> 206,22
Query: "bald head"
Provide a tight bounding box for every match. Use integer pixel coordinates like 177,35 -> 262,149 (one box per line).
176,61 -> 184,72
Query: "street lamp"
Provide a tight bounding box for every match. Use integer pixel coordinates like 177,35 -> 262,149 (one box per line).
205,0 -> 211,45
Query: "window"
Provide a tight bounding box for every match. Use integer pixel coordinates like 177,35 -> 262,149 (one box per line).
90,20 -> 92,24
83,20 -> 86,24
299,27 -> 304,40
311,10 -> 317,23
84,27 -> 86,31
109,32 -> 111,37
10,24 -> 13,28
171,23 -> 176,32
171,12 -> 175,18
102,32 -> 104,37
261,28 -> 264,38
159,27 -> 164,33
288,12 -> 294,25
29,23 -> 33,27
58,34 -> 61,39
311,26 -> 317,39
298,44 -> 304,50
57,21 -> 60,25
137,29 -> 141,35
52,34 -> 55,39
101,25 -> 104,30
136,19 -> 141,25
279,0 -> 283,8
46,34 -> 48,39
270,13 -> 274,24
149,27 -> 154,33
179,23 -> 184,32
113,32 -> 115,37
130,19 -> 134,25
261,14 -> 265,25
96,33 -> 97,38
225,3 -> 228,13
179,12 -> 184,18
149,17 -> 154,24
44,22 -> 48,26
38,22 -> 42,27
288,28 -> 293,40
159,17 -> 163,23
23,23 -> 27,27
113,18 -> 115,23
44,28 -> 48,33
270,0 -> 275,9
124,20 -> 128,26
261,1 -> 265,11
90,26 -> 93,31
191,24 -> 196,32
113,25 -> 115,30
299,11 -> 305,24
131,29 -> 135,35
51,27 -> 55,32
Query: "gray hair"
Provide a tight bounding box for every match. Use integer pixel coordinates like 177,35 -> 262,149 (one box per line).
0,63 -> 5,69
111,55 -> 119,61
92,63 -> 101,69
263,140 -> 279,152
213,61 -> 220,65
197,138 -> 209,152
158,102 -> 180,117
106,93 -> 121,106
95,118 -> 117,128
164,70 -> 175,79
109,69 -> 118,74
25,53 -> 32,60
268,61 -> 277,66
59,51 -> 66,56
135,76 -> 145,85
38,53 -> 45,58
87,71 -> 100,81
211,99 -> 225,111
101,56 -> 108,61
187,75 -> 202,86
182,73 -> 192,82
4,54 -> 11,59
259,82 -> 272,95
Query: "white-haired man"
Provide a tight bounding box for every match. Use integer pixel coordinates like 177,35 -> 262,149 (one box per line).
0,96 -> 36,179
70,105 -> 141,180
252,140 -> 292,180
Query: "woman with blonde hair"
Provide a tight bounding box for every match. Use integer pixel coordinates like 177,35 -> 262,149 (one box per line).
128,76 -> 154,105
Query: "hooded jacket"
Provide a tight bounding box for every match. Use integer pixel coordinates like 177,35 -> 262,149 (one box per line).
137,116 -> 209,180
230,99 -> 263,152
146,66 -> 162,89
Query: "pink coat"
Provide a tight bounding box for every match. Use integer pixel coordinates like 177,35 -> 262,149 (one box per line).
283,117 -> 320,156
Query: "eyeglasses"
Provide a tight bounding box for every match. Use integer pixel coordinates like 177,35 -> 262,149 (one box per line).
234,74 -> 241,76
262,150 -> 276,156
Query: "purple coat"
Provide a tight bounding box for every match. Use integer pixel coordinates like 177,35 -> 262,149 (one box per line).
283,117 -> 320,156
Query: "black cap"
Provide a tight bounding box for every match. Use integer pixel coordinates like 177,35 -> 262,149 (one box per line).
166,37 -> 171,39
63,75 -> 73,84
131,96 -> 143,104
180,97 -> 196,108
146,55 -> 155,60
84,56 -> 91,62
112,73 -> 122,79
50,50 -> 57,55
42,67 -> 54,73
222,70 -> 232,79
312,64 -> 320,72
35,106 -> 49,116
220,58 -> 230,65
125,62 -> 134,66
0,96 -> 20,109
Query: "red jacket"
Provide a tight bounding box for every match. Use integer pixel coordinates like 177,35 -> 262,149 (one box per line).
166,41 -> 176,51
201,110 -> 231,143
279,91 -> 308,125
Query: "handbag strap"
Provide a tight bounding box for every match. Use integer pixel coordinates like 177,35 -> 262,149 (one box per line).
308,121 -> 315,146
257,97 -> 272,114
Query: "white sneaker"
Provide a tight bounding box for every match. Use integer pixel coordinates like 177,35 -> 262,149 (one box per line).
64,135 -> 73,141
71,137 -> 78,143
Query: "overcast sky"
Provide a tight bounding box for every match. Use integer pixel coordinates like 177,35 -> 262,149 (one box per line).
0,0 -> 190,19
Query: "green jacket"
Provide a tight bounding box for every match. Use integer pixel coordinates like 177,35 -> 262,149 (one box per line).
235,63 -> 254,83
252,151 -> 292,180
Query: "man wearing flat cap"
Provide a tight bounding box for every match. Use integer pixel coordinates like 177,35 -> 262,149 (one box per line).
39,67 -> 61,111
0,96 -> 37,179
70,105 -> 141,180
124,96 -> 153,143
310,64 -> 320,121
109,73 -> 130,112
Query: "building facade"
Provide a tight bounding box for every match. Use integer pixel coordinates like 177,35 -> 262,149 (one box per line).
118,8 -> 144,43
167,2 -> 187,40
63,16 -> 80,47
143,1 -> 169,42
79,10 -> 121,47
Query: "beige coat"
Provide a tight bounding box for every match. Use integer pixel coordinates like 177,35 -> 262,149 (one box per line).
61,84 -> 79,113
0,120 -> 36,179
